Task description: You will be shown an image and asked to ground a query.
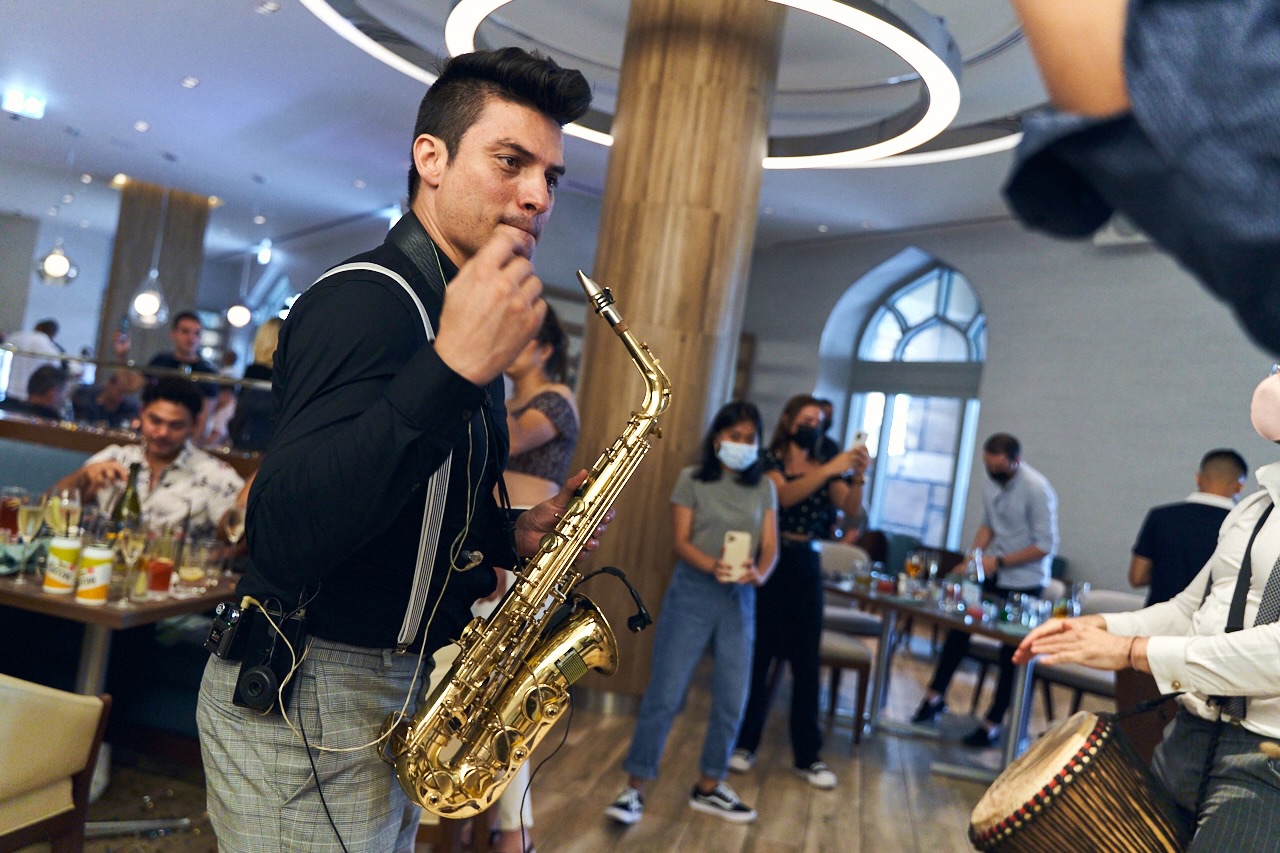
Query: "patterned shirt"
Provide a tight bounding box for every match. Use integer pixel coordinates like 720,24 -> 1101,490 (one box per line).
87,442 -> 243,538
763,449 -> 848,539
505,390 -> 579,485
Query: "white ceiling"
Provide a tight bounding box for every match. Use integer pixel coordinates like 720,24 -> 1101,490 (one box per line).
0,0 -> 1047,262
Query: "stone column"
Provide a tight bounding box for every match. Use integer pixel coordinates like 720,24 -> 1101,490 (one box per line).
575,0 -> 784,696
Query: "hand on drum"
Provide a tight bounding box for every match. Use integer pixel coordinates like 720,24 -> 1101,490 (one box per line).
1012,614 -> 1144,671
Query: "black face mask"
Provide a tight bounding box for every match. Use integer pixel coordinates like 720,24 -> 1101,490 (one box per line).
792,425 -> 822,454
987,469 -> 1012,485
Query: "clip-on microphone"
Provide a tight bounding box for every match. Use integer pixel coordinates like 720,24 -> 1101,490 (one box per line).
577,566 -> 652,633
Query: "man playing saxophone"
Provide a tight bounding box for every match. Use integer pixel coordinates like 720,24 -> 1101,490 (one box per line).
196,48 -> 599,853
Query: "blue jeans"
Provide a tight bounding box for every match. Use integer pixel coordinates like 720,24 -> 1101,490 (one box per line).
622,561 -> 755,781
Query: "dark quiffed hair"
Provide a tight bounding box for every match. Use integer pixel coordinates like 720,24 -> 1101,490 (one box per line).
696,401 -> 765,486
407,47 -> 592,201
984,432 -> 1022,460
142,377 -> 203,422
536,304 -> 569,383
768,393 -> 823,456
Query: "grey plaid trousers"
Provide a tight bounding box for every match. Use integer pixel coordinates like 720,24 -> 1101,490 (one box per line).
197,639 -> 431,852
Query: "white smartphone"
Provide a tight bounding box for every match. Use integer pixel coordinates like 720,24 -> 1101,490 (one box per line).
721,531 -> 753,582
851,430 -> 868,449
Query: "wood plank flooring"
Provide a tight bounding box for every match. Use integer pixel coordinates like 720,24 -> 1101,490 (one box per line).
509,631 -> 1113,853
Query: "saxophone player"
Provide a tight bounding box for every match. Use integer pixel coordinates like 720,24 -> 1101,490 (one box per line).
196,48 -> 602,853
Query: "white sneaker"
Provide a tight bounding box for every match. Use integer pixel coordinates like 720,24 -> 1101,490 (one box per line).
796,761 -> 837,789
728,748 -> 755,773
605,787 -> 644,825
689,781 -> 757,823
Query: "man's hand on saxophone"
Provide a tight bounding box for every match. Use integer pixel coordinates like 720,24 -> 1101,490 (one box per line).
513,468 -> 616,557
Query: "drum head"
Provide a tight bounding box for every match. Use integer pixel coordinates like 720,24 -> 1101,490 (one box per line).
971,711 -> 1099,834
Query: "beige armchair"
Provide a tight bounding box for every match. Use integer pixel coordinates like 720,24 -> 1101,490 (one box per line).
0,675 -> 110,853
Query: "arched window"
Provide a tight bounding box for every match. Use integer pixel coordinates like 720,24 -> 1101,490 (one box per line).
843,261 -> 985,550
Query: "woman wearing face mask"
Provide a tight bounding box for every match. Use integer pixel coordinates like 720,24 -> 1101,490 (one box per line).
728,394 -> 870,790
605,401 -> 779,827
1007,369 -> 1280,851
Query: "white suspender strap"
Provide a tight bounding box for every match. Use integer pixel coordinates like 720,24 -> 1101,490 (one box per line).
311,262 -> 450,649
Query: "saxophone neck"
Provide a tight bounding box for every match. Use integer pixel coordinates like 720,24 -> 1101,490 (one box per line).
577,270 -> 672,419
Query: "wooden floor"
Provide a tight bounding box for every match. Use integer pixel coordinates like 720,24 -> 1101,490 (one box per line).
501,631 -> 1113,853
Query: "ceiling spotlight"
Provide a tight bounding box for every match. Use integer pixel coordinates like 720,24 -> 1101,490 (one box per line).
79,173 -> 92,184
111,173 -> 129,188
226,304 -> 253,328
181,76 -> 200,89
61,192 -> 74,204
253,214 -> 266,225
35,241 -> 78,285
255,1 -> 282,14
133,120 -> 150,133
817,224 -> 830,233
256,238 -> 272,265
353,179 -> 367,189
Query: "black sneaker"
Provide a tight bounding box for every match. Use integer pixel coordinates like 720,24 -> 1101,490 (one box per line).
689,782 -> 758,823
605,787 -> 644,825
911,695 -> 947,724
962,725 -> 1000,748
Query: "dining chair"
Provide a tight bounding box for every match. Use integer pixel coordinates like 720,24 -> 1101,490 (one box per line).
818,540 -> 882,637
1034,587 -> 1146,719
818,629 -> 872,747
0,674 -> 110,853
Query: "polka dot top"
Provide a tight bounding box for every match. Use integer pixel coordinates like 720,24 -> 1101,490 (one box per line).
763,449 -> 846,538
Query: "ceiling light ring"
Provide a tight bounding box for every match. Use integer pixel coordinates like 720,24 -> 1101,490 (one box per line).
443,0 -> 962,166
303,0 -> 1029,167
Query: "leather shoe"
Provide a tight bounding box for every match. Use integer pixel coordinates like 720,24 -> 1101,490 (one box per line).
910,695 -> 947,724
962,725 -> 1000,748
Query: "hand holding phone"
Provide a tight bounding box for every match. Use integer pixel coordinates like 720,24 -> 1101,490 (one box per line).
720,530 -> 753,583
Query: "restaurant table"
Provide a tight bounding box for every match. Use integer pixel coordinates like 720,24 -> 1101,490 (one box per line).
0,573 -> 236,694
827,582 -> 1038,783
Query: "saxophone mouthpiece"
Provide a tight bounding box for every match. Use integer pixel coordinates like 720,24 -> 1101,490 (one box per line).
576,270 -> 624,329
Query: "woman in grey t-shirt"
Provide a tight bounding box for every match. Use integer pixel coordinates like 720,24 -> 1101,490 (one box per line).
604,402 -> 779,826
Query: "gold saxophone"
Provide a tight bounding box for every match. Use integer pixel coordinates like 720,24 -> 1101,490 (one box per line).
380,270 -> 672,818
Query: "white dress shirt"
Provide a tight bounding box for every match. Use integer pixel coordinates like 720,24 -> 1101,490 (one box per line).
1105,461 -> 1280,738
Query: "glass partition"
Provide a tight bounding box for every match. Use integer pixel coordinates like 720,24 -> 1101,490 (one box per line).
0,344 -> 269,462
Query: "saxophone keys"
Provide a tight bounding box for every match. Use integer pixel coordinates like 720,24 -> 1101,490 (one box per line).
522,685 -> 559,722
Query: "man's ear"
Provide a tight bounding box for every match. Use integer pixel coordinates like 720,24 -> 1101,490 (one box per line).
413,134 -> 448,189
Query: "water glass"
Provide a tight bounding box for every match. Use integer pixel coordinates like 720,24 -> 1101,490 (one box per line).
173,539 -> 217,597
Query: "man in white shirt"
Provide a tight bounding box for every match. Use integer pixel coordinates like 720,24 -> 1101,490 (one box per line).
1016,372 -> 1280,848
4,319 -> 63,401
51,376 -> 243,538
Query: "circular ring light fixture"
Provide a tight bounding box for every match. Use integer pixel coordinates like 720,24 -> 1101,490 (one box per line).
303,0 -> 1027,167
445,0 -> 962,167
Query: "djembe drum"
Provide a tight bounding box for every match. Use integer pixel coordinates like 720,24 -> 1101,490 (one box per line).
969,711 -> 1189,852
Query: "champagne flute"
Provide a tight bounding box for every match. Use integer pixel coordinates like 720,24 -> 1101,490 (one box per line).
14,496 -> 46,585
222,505 -> 245,577
110,522 -> 148,609
46,487 -> 83,537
